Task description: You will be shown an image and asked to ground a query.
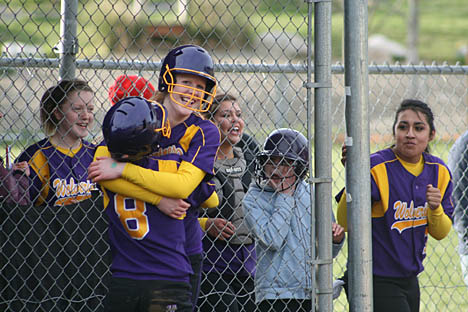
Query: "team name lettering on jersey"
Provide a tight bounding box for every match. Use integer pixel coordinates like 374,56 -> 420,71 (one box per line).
52,177 -> 95,206
391,200 -> 428,233
152,145 -> 184,157
225,166 -> 243,174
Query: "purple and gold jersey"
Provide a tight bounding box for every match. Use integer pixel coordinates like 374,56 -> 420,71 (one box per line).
102,155 -> 193,283
16,138 -> 96,206
346,148 -> 454,278
153,113 -> 220,256
153,113 -> 219,175
98,113 -> 219,281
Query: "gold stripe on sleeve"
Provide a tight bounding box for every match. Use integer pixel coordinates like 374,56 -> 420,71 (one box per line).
370,162 -> 390,217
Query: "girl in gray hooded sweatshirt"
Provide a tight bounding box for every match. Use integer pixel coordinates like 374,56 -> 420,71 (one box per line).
243,128 -> 344,312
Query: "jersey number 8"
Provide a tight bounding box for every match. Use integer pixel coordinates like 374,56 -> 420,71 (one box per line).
114,194 -> 150,240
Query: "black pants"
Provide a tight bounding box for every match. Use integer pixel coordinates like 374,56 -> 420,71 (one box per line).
257,299 -> 312,312
342,271 -> 420,312
373,275 -> 420,312
188,253 -> 203,310
104,277 -> 192,312
197,271 -> 255,312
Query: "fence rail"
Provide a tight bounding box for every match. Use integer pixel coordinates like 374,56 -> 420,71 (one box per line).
3,57 -> 468,75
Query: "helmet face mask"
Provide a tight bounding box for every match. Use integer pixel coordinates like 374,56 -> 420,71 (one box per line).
162,65 -> 217,113
159,45 -> 217,113
255,155 -> 307,192
255,129 -> 309,192
102,97 -> 169,163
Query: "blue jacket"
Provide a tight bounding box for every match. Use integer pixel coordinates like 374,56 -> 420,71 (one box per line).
448,130 -> 468,255
243,180 -> 343,303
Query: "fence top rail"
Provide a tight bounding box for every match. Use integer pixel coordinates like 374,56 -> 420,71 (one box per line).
1,57 -> 468,75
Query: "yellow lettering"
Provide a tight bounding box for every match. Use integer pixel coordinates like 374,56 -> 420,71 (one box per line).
55,179 -> 67,197
392,200 -> 430,233
69,178 -> 76,196
394,201 -> 405,219
152,145 -> 184,157
52,178 -> 95,205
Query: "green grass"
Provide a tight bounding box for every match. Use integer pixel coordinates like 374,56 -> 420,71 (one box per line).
365,1 -> 468,64
248,0 -> 468,63
1,0 -> 468,63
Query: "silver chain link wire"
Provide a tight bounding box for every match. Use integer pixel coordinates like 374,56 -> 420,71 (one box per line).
1,0 -> 468,311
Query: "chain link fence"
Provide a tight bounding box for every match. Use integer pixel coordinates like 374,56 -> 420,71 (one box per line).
1,0 -> 468,311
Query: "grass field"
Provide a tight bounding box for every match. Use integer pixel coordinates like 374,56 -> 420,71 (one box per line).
1,0 -> 468,63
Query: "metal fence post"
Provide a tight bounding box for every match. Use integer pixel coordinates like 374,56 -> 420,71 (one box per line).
304,1 -> 316,310
59,0 -> 78,80
273,73 -> 290,128
313,0 -> 334,311
344,0 -> 373,311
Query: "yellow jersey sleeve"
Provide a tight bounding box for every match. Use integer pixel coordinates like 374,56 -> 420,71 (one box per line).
201,191 -> 219,208
122,160 -> 206,198
198,217 -> 209,231
336,190 -> 348,231
94,146 -> 162,205
427,164 -> 453,240
427,204 -> 452,240
28,150 -> 49,206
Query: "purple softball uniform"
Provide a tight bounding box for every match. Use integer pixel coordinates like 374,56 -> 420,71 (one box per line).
202,239 -> 256,276
98,154 -> 215,284
102,155 -> 193,283
16,138 -> 96,206
102,113 -> 219,283
154,113 -> 219,174
153,113 -> 220,256
369,148 -> 453,277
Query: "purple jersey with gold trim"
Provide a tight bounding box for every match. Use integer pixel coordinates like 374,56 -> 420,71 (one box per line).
16,138 -> 96,206
102,113 -> 219,281
153,113 -> 220,256
183,181 -> 216,256
103,155 -> 192,282
370,148 -> 453,277
153,113 -> 219,173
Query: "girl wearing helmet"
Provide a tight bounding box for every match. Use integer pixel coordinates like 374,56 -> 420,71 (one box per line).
243,128 -> 345,312
88,45 -> 220,312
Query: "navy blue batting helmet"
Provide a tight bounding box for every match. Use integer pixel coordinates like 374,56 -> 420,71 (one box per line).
158,44 -> 217,112
102,96 -> 168,162
255,128 -> 309,185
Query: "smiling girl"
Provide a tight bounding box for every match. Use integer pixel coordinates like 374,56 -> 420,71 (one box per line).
17,79 -> 96,206
198,93 -> 257,312
88,45 -> 220,311
336,99 -> 454,312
